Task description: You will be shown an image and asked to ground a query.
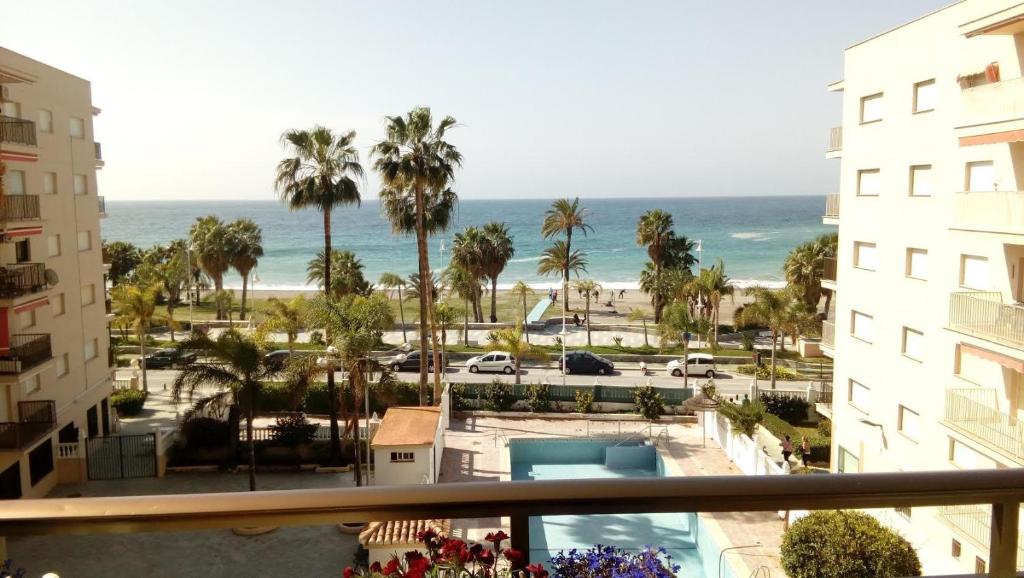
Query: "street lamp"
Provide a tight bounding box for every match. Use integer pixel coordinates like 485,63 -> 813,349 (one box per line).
186,242 -> 197,331
560,273 -> 568,387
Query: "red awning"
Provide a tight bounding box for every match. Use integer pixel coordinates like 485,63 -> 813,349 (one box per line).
960,129 -> 1024,147
3,226 -> 43,238
13,296 -> 49,314
959,342 -> 1024,372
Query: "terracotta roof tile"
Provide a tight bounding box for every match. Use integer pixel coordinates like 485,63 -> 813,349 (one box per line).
371,406 -> 441,447
359,519 -> 450,548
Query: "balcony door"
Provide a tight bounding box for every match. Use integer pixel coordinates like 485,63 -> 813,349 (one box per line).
86,405 -> 99,438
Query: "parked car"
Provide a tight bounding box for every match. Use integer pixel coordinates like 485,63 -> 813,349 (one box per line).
465,351 -> 517,374
558,351 -> 615,375
263,349 -> 318,372
666,353 -> 717,378
387,350 -> 446,373
142,348 -> 197,369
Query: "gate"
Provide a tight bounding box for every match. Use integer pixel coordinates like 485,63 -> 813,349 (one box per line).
86,434 -> 157,480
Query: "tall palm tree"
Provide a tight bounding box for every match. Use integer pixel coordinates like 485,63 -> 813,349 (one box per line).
537,241 -> 588,300
306,250 -> 371,298
573,279 -> 601,346
450,227 -> 489,322
540,198 -> 592,310
737,287 -> 794,390
372,108 -> 462,404
276,125 -> 363,466
658,302 -> 698,389
257,296 -> 306,352
189,216 -> 232,320
111,284 -> 165,393
227,218 -> 264,321
636,209 -> 674,320
434,302 -> 459,374
172,331 -> 285,491
482,222 -> 515,322
443,264 -> 481,346
486,323 -> 547,385
509,280 -> 535,343
639,263 -> 689,322
691,258 -> 734,345
378,272 -> 409,343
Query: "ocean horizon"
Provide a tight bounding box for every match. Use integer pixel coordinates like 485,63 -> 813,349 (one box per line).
101,196 -> 829,292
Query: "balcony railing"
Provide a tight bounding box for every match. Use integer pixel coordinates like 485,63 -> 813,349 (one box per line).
821,320 -> 835,349
817,382 -> 833,406
97,195 -> 106,215
939,504 -> 1024,570
953,191 -> 1024,235
960,76 -> 1024,129
824,193 -> 840,219
0,400 -> 56,451
0,263 -> 47,299
944,387 -> 1024,461
823,257 -> 837,282
0,115 -> 36,147
0,333 -> 52,374
826,126 -> 842,153
0,195 -> 41,222
94,142 -> 102,161
949,291 -> 1024,349
0,469 -> 1022,575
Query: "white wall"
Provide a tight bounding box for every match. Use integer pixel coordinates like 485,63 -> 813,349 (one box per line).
373,445 -> 432,486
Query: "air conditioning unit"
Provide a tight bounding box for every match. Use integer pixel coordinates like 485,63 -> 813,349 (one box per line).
0,86 -> 9,100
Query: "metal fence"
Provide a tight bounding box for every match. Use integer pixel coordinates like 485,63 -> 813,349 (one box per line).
86,434 -> 157,480
0,400 -> 56,450
0,262 -> 47,298
459,382 -> 694,407
0,333 -> 52,374
0,115 -> 36,146
949,291 -> 1024,349
0,195 -> 41,221
938,504 -> 1024,569
242,424 -> 369,442
944,388 -> 1024,461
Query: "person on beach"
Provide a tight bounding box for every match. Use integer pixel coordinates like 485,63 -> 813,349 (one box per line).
780,435 -> 794,464
619,289 -> 625,299
548,288 -> 553,301
800,437 -> 811,468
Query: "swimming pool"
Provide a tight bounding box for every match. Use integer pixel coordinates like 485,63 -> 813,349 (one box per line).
509,438 -> 738,578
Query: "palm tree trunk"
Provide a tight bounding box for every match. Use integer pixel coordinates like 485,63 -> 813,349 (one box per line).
490,278 -> 498,323
413,184 -> 431,405
397,286 -> 408,344
515,358 -> 521,385
564,230 -> 572,311
522,296 -> 529,344
770,331 -> 778,390
642,320 -> 649,347
246,402 -> 256,491
352,373 -> 362,487
463,299 -> 469,344
139,330 -> 148,393
683,337 -> 689,390
239,271 -> 249,321
227,403 -> 240,467
585,295 -> 592,346
322,208 -> 343,467
214,276 -> 225,320
168,305 -> 176,343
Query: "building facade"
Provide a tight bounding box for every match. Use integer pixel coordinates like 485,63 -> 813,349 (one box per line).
823,1 -> 1024,574
0,48 -> 113,499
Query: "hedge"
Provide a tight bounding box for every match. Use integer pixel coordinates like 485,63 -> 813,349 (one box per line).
253,380 -> 421,416
761,413 -> 830,464
735,364 -> 799,380
781,510 -> 921,577
111,389 -> 147,417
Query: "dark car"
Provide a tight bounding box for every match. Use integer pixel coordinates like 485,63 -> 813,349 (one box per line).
142,348 -> 197,369
558,351 -> 615,375
387,350 -> 447,373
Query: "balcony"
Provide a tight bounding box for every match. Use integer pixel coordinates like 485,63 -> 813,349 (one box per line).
825,126 -> 842,156
94,141 -> 104,168
0,400 -> 56,451
98,195 -> 106,216
823,257 -> 837,283
815,381 -> 834,419
949,291 -> 1024,350
0,334 -> 52,374
944,387 -> 1024,462
0,115 -> 36,147
939,505 -> 1024,570
953,191 -> 1024,235
820,320 -> 835,358
957,77 -> 1024,143
823,193 -> 839,224
0,195 -> 41,222
0,263 -> 47,300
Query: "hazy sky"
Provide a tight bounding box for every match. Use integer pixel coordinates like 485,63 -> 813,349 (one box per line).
2,1 -> 950,201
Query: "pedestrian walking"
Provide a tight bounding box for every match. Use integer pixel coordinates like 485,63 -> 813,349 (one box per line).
800,436 -> 811,468
780,434 -> 794,463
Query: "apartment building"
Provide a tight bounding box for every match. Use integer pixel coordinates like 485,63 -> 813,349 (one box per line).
0,48 -> 113,499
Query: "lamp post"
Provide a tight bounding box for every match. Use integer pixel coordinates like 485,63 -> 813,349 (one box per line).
560,272 -> 567,387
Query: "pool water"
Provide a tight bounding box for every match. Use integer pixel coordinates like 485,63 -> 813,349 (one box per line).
509,439 -> 731,578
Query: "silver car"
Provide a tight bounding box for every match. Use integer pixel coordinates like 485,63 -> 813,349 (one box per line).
465,351 -> 516,374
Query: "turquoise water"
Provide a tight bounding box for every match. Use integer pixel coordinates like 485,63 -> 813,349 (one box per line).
101,196 -> 828,291
509,439 -> 734,578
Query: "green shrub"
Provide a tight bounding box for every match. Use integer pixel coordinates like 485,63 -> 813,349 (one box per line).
611,336 -> 624,349
736,364 -> 798,380
181,417 -> 231,450
759,393 -> 810,423
633,385 -> 664,420
484,379 -> 516,412
781,510 -> 921,578
720,400 -> 766,437
575,389 -> 594,413
309,330 -> 325,346
740,333 -> 755,351
761,414 -> 831,463
268,414 -> 318,446
526,383 -> 551,413
111,389 -> 147,417
450,382 -> 469,410
817,418 -> 832,437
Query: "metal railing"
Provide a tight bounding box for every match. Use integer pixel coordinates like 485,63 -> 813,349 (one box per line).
0,469 -> 1022,575
821,320 -> 835,349
0,262 -> 47,299
949,292 -> 1024,349
944,388 -> 1024,461
826,125 -> 842,153
0,115 -> 36,146
817,382 -> 833,405
94,142 -> 102,161
0,195 -> 41,221
98,195 -> 106,215
824,193 -> 840,219
939,504 -> 1024,570
823,257 -> 837,282
0,333 -> 52,374
0,400 -> 56,450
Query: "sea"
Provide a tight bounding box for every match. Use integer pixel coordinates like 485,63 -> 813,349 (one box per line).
101,196 -> 830,292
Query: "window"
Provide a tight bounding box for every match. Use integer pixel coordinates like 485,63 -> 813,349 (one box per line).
28,439 -> 54,486
902,328 -> 924,361
860,93 -> 884,123
906,248 -> 928,280
14,239 -> 29,263
69,117 -> 85,139
909,165 -> 932,196
77,231 -> 91,251
23,374 -> 41,396
56,353 -> 69,377
913,79 -> 936,113
849,379 -> 871,412
838,446 -> 860,473
81,284 -> 96,306
960,255 -> 989,290
851,311 -> 874,343
390,451 -> 415,463
857,169 -> 881,196
4,170 -> 25,195
73,174 -> 87,195
46,235 -> 61,257
17,309 -> 35,330
853,242 -> 878,270
42,172 -> 57,195
966,161 -> 995,192
38,109 -> 53,133
949,438 -> 997,469
952,539 -> 962,559
898,405 -> 920,439
52,293 -> 65,316
84,338 -> 98,361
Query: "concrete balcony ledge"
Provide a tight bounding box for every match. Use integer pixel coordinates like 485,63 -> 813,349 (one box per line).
957,77 -> 1024,138
943,387 -> 1024,463
952,191 -> 1024,235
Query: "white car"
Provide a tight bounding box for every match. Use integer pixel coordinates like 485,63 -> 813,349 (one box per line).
465,351 -> 517,374
666,353 -> 717,378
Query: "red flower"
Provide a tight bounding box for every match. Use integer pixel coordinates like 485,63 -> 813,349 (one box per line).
485,530 -> 509,544
404,556 -> 430,578
343,567 -> 354,578
382,558 -> 400,575
527,563 -> 549,578
478,549 -> 495,567
369,561 -> 382,573
504,548 -> 526,570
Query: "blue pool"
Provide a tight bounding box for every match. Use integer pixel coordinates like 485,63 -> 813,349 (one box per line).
509,439 -> 736,578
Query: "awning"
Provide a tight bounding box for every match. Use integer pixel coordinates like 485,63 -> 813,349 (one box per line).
13,296 -> 49,314
959,342 -> 1024,373
960,129 -> 1024,147
0,151 -> 38,163
3,226 -> 43,239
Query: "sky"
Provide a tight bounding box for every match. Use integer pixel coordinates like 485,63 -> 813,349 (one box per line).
1,1 -> 952,201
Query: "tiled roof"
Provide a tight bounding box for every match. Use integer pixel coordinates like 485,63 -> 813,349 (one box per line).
371,406 -> 441,447
359,519 -> 450,548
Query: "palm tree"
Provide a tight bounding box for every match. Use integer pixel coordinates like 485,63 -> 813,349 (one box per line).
486,323 -> 547,385
135,241 -> 189,342
226,219 -> 263,321
372,108 -> 462,403
537,241 -> 588,301
636,209 -> 674,320
482,222 -> 514,322
737,287 -> 795,390
111,284 -> 165,393
189,216 -> 232,320
573,279 -> 601,346
628,307 -> 651,348
690,258 -> 734,345
214,290 -> 235,323
172,331 -> 284,491
450,227 -> 489,322
257,296 -> 306,352
540,198 -> 593,310
509,281 -> 535,343
378,272 -> 409,343
639,263 -> 689,322
276,125 -> 363,465
434,302 -> 460,374
306,250 -> 371,298
443,264 -> 482,346
658,302 -> 698,389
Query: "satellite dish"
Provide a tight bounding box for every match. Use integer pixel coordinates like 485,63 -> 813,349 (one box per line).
44,269 -> 59,287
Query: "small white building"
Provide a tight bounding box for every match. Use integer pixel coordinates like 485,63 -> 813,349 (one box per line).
371,406 -> 443,486
359,519 -> 450,567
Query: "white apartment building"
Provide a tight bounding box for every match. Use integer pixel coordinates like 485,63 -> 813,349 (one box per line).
0,48 -> 114,499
